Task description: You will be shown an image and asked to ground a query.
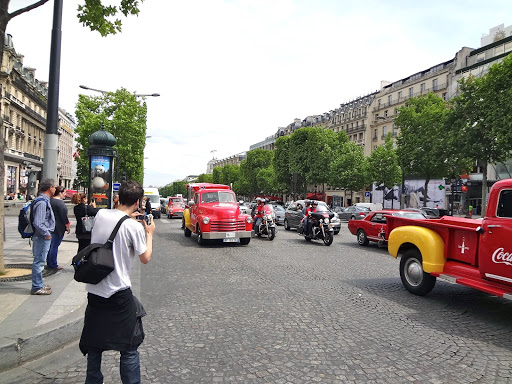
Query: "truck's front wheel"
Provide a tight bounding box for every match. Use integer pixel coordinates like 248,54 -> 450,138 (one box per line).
399,249 -> 436,296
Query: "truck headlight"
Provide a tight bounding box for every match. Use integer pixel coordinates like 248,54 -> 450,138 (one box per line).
203,217 -> 210,224
246,216 -> 253,224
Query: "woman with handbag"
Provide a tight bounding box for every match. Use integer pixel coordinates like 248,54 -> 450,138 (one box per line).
72,193 -> 99,252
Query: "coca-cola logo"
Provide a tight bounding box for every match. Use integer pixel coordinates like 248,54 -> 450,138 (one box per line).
492,248 -> 512,266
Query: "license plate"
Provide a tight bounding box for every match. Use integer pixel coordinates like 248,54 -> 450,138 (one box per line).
225,232 -> 236,238
223,238 -> 239,243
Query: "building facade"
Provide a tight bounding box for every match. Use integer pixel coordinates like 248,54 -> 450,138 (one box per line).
57,108 -> 76,190
2,34 -> 48,197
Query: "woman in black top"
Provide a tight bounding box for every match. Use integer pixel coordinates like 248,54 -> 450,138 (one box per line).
72,193 -> 99,252
47,186 -> 70,269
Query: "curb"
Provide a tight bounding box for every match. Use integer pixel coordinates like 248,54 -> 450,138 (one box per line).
0,304 -> 85,372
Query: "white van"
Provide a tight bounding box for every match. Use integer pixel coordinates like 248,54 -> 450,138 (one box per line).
355,202 -> 383,211
143,187 -> 161,218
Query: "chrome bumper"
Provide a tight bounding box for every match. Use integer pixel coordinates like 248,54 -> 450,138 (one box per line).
202,231 -> 252,240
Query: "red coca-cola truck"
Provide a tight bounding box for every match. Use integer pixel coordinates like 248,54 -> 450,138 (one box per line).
387,178 -> 512,298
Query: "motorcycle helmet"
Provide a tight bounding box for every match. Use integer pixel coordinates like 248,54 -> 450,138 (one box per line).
304,199 -> 311,206
312,200 -> 318,206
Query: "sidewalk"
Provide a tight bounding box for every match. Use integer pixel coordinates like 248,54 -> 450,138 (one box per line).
0,216 -> 87,372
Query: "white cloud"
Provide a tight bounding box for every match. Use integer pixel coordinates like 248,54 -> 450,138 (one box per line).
6,0 -> 511,186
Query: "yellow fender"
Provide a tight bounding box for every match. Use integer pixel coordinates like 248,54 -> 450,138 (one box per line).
388,226 -> 445,274
183,207 -> 191,228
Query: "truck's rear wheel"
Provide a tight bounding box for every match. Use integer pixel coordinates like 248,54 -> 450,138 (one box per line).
184,223 -> 191,237
399,249 -> 436,296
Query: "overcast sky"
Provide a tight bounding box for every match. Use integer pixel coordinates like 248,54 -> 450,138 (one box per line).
7,0 -> 511,187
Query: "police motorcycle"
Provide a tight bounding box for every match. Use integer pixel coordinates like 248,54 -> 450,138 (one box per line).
299,202 -> 334,246
252,200 -> 276,241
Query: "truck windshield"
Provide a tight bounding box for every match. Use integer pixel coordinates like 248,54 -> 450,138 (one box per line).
201,191 -> 236,203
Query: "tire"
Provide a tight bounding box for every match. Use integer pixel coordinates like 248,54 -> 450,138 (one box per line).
357,229 -> 369,246
197,226 -> 206,245
323,231 -> 333,246
240,238 -> 251,245
334,230 -> 340,235
284,219 -> 290,230
268,227 -> 275,241
184,225 -> 191,237
351,215 -> 356,220
399,249 -> 436,296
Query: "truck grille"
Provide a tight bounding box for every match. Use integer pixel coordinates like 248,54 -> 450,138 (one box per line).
210,219 -> 246,232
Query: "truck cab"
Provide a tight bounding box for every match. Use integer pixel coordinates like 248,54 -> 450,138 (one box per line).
182,183 -> 252,245
387,178 -> 512,299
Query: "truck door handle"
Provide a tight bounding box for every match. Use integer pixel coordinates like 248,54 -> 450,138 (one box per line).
488,225 -> 502,228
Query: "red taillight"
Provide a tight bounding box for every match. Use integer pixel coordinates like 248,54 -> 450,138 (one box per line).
359,212 -> 365,216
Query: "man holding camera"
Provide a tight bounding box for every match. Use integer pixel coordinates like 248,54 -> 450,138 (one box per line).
79,180 -> 155,383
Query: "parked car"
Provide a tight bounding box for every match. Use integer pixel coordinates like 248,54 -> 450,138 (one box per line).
272,204 -> 286,225
337,205 -> 370,221
284,200 -> 341,234
348,209 -> 427,246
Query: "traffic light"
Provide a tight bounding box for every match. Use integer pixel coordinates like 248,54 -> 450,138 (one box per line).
121,172 -> 127,182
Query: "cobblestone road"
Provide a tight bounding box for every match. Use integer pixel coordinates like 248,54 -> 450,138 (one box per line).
4,218 -> 512,383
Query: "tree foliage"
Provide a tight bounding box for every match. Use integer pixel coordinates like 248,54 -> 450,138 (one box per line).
74,88 -> 148,185
394,93 -> 459,206
329,141 -> 369,193
449,54 -> 512,212
368,133 -> 402,204
239,149 -> 273,196
159,181 -> 187,198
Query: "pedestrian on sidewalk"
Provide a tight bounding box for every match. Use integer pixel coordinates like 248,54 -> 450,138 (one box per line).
72,193 -> 98,253
79,180 -> 155,384
47,186 -> 70,270
31,178 -> 56,295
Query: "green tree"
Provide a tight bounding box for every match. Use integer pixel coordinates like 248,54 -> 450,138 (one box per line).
75,88 -> 148,185
0,0 -> 145,274
212,167 -> 222,184
394,93 -> 456,207
196,173 -> 213,183
223,164 -> 240,187
329,141 -> 369,199
256,167 -> 277,195
239,149 -> 273,196
368,133 -> 402,206
449,54 -> 512,214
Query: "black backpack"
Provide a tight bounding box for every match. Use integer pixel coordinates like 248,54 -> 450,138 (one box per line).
18,198 -> 49,238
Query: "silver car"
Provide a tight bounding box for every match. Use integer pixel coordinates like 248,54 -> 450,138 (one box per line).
338,205 -> 370,221
272,204 -> 286,225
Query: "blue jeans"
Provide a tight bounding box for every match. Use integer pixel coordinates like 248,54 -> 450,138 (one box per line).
254,217 -> 262,233
86,347 -> 141,384
47,233 -> 63,268
31,234 -> 51,291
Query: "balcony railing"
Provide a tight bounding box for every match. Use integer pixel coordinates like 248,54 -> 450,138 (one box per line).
373,82 -> 448,111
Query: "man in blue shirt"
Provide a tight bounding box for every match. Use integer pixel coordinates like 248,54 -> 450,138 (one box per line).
31,178 -> 56,295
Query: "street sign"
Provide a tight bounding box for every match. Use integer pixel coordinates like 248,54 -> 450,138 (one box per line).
364,191 -> 371,198
113,182 -> 121,192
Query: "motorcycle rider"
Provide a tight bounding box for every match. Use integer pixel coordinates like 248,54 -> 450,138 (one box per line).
253,198 -> 265,234
300,200 -> 311,234
305,200 -> 318,236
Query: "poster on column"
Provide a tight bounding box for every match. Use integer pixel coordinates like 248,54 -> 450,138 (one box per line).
372,179 -> 445,209
89,155 -> 112,208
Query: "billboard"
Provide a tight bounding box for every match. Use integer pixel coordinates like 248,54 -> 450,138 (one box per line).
372,179 -> 445,209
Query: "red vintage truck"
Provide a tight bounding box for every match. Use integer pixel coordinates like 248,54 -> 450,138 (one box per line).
182,183 -> 253,245
387,178 -> 512,298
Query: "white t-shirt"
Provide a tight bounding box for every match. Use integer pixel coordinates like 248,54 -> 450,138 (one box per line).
86,209 -> 147,298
